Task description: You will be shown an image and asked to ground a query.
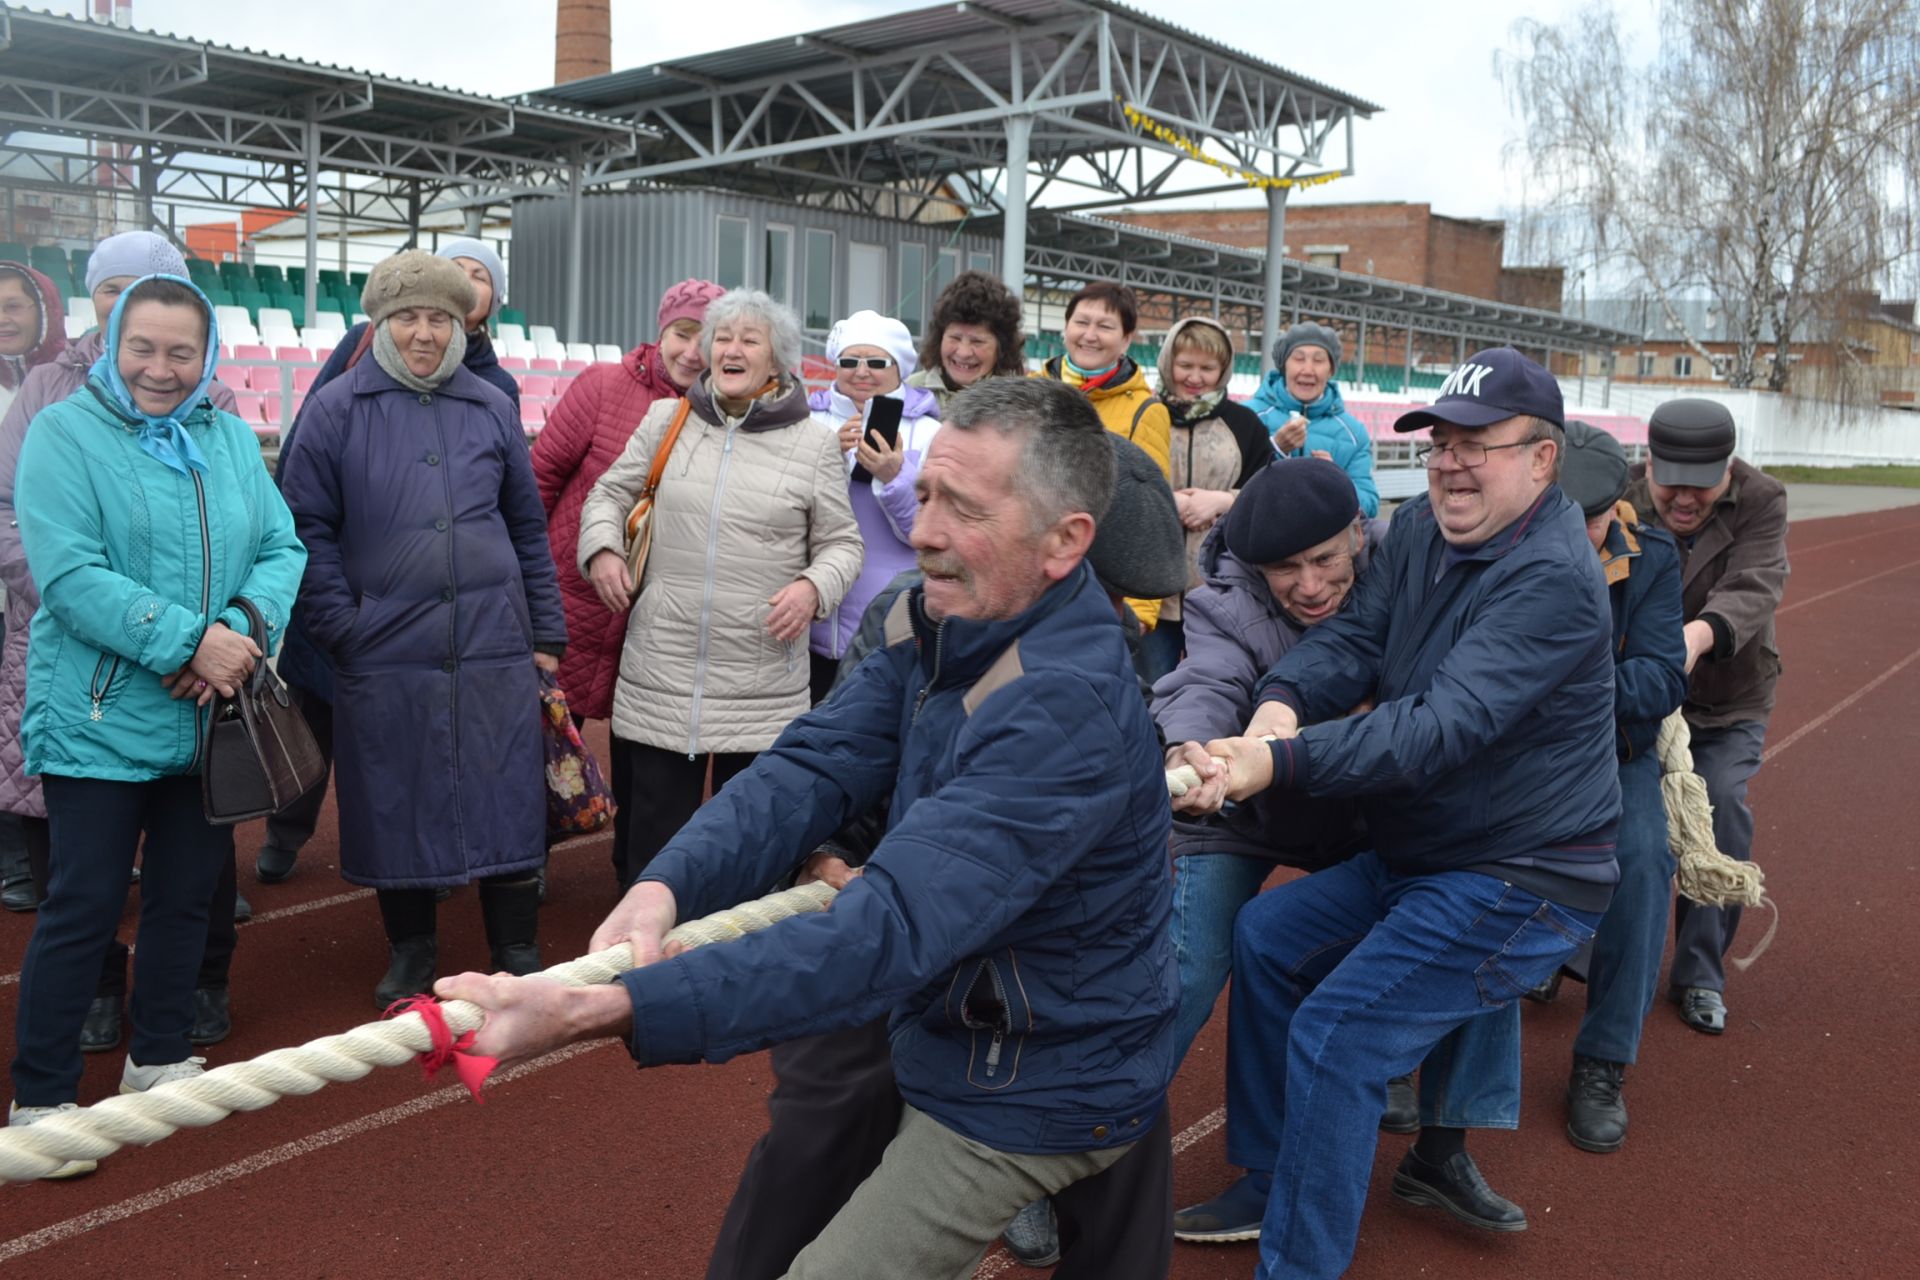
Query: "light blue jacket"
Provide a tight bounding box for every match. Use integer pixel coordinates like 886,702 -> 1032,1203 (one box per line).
1245,375 -> 1380,516
15,278 -> 305,781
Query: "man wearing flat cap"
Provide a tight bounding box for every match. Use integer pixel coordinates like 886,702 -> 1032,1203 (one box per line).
1622,399 -> 1788,1036
1178,347 -> 1621,1279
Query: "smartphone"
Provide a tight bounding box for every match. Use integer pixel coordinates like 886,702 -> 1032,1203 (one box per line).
849,396 -> 905,484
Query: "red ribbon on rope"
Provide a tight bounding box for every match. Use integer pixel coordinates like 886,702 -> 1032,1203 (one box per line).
383,996 -> 499,1103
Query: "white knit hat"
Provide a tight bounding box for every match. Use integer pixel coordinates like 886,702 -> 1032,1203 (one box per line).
826,310 -> 917,377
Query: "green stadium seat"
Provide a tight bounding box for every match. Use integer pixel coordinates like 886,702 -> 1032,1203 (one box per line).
498,306 -> 526,328
203,287 -> 235,307
0,242 -> 27,267
348,271 -> 368,290
253,264 -> 285,290
29,247 -> 69,279
186,258 -> 219,283
69,248 -> 90,278
218,261 -> 251,287
318,269 -> 346,289
236,291 -> 272,321
314,298 -> 345,315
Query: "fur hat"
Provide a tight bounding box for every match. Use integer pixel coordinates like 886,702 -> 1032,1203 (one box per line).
360,250 -> 476,328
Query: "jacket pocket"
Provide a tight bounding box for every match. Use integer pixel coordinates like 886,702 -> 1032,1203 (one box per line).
1474,899 -> 1595,1006
944,948 -> 1035,1091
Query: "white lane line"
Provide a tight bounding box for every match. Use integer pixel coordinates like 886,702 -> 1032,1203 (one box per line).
1778,556 -> 1920,616
0,833 -> 616,987
970,1104 -> 1229,1279
1790,519 -> 1920,556
1763,640 -> 1920,765
0,1038 -> 611,1262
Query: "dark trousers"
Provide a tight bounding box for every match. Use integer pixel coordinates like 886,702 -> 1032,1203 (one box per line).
263,685 -> 335,853
609,738 -> 755,887
21,814 -> 235,997
11,774 -> 233,1104
808,654 -> 840,708
1574,753 -> 1676,1063
1669,719 -> 1767,994
707,1019 -> 1173,1280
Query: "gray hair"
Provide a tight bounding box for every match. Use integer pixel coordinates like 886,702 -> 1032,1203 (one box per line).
701,288 -> 803,376
942,377 -> 1115,534
1525,415 -> 1565,482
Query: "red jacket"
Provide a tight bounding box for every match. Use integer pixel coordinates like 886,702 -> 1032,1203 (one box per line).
530,342 -> 683,720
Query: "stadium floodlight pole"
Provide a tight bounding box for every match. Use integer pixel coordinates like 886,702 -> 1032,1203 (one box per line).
566,156 -> 584,345
303,107 -> 320,331
1000,112 -> 1032,297
1260,184 -> 1289,376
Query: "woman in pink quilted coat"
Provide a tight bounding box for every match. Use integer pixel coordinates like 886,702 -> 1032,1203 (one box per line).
530,279 -> 725,724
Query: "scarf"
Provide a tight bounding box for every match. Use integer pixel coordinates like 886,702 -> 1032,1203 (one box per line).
371,318 -> 468,393
1164,389 -> 1227,426
1063,353 -> 1126,393
90,273 -> 218,478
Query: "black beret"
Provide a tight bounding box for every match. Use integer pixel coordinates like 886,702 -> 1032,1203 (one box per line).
1222,458 -> 1359,565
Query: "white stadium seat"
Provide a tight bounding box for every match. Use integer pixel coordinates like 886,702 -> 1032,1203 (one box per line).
527,324 -> 559,347
534,340 -> 567,362
593,344 -> 624,363
495,322 -> 527,345
565,342 -> 596,363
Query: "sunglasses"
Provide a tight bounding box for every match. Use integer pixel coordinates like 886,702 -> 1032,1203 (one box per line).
837,356 -> 894,370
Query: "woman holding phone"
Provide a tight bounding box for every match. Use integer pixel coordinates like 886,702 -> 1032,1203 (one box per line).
804,310 -> 941,704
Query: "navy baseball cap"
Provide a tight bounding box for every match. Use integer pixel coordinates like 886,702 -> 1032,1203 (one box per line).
1393,346 -> 1565,433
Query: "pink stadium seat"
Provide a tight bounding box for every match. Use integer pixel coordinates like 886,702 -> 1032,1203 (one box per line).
234,344 -> 272,362
529,357 -> 560,373
560,359 -> 590,373
218,345 -> 233,362
498,356 -> 530,372
293,366 -> 322,393
519,400 -> 547,427
234,393 -> 267,425
521,375 -> 555,399
248,367 -> 285,392
275,346 -> 313,364
260,394 -> 283,425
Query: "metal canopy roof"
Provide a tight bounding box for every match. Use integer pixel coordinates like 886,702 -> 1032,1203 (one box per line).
527,0 -> 1377,216
0,4 -> 650,226
1006,211 -> 1637,351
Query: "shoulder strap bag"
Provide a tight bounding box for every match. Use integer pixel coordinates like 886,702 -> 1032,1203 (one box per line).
623,397 -> 694,592
202,598 -> 327,825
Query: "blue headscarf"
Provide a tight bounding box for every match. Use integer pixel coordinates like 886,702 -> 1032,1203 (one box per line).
88,273 -> 219,477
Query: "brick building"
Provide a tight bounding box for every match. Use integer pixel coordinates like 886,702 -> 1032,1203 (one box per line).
1104,201 -> 1565,310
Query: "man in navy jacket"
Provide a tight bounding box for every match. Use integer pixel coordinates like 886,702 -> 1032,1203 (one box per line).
1184,348 -> 1621,1280
440,378 -> 1177,1280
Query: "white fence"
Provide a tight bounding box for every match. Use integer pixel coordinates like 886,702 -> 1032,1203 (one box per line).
1565,382 -> 1920,468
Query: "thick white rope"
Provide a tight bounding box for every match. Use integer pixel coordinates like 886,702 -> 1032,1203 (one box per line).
1657,710 -> 1777,969
0,880 -> 838,1183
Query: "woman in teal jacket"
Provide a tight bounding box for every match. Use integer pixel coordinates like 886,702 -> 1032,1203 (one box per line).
6,275 -> 304,1177
1246,321 -> 1380,517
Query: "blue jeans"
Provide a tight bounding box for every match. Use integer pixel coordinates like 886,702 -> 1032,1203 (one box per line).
1226,853 -> 1600,1280
1135,617 -> 1184,688
1575,754 -> 1675,1063
1176,853 -> 1521,1130
12,774 -> 232,1104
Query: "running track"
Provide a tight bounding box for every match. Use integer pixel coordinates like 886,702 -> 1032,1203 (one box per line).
3,504 -> 1917,1278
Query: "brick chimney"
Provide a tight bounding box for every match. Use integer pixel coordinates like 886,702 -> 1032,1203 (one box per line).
555,0 -> 611,84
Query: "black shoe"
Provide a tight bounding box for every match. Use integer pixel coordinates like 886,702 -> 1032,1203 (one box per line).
254,842 -> 298,885
79,995 -> 123,1053
1674,986 -> 1727,1035
1380,1073 -> 1418,1134
1391,1149 -> 1528,1232
1566,1055 -> 1627,1152
480,876 -> 542,975
374,936 -> 438,1011
233,890 -> 253,924
190,986 -> 232,1046
1,875 -> 37,913
1525,970 -> 1564,1004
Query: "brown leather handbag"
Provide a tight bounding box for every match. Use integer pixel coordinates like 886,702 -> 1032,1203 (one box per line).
202,598 -> 326,825
623,398 -> 692,592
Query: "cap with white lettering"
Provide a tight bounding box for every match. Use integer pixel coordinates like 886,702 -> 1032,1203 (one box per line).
1392,346 -> 1565,433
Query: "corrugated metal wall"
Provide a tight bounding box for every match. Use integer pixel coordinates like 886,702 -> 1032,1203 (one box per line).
510,188 -> 1001,348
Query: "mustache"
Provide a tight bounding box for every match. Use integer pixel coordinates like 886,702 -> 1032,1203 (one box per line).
916,553 -> 969,581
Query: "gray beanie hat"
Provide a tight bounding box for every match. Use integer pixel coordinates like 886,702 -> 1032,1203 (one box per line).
436,237 -> 506,318
1272,321 -> 1342,371
87,231 -> 188,294
1559,420 -> 1631,519
1089,434 -> 1190,600
361,250 -> 477,328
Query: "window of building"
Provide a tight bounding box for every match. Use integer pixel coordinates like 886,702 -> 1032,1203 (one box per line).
716,216 -> 750,289
969,251 -> 994,275
764,225 -> 793,306
848,242 -> 887,316
804,229 -> 835,330
934,248 -> 960,301
1636,353 -> 1656,378
897,242 -> 927,336
1673,353 -> 1694,378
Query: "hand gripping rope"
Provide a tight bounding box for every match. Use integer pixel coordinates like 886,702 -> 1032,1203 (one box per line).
0,881 -> 838,1184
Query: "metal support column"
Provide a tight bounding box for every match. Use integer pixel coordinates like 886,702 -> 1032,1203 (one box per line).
302,110 -> 319,330
1356,315 -> 1368,385
464,205 -> 484,237
1259,184 -> 1288,375
1404,325 -> 1414,391
1000,114 -> 1033,296
566,159 -> 585,344
405,183 -> 422,250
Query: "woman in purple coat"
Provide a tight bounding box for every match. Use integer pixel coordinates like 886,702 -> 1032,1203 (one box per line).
277,252 -> 566,1009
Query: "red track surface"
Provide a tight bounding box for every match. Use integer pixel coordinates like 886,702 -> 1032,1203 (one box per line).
4,506 -> 1918,1278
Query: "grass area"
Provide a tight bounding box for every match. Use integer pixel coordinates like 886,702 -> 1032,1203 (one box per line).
1763,464 -> 1920,488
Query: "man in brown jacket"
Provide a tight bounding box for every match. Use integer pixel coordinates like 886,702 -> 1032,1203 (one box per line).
1623,399 -> 1788,1035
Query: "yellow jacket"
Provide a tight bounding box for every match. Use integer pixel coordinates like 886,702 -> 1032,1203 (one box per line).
1037,358 -> 1172,628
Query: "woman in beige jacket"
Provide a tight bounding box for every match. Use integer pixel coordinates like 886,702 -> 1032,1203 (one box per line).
578,290 -> 863,886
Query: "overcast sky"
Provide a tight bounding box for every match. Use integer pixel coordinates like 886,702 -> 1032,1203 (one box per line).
69,0 -> 1658,220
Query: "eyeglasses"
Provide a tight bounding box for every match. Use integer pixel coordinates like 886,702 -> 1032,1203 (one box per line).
837,356 -> 894,370
1415,434 -> 1546,469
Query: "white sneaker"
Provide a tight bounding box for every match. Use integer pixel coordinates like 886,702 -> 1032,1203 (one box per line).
120,1055 -> 207,1094
7,1101 -> 99,1179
